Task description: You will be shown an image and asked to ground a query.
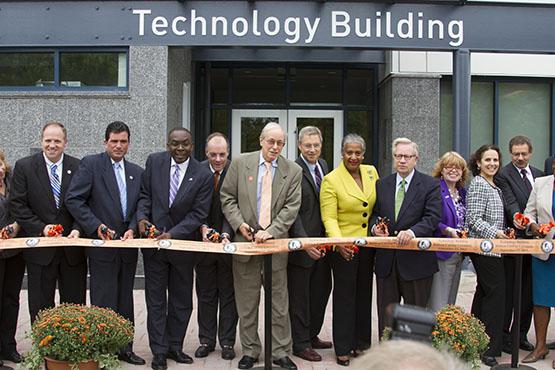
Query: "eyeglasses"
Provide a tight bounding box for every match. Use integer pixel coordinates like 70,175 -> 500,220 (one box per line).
393,154 -> 416,161
264,138 -> 285,147
443,166 -> 463,172
301,143 -> 321,150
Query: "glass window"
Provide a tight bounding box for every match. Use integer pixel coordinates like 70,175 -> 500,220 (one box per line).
346,69 -> 373,107
290,68 -> 341,105
439,80 -> 494,155
210,68 -> 229,104
233,67 -> 286,104
211,109 -> 229,137
498,82 -> 550,170
0,52 -> 54,86
240,116 -> 280,153
346,110 -> 373,164
60,52 -> 126,87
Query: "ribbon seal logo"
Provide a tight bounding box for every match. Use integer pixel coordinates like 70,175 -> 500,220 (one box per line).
417,239 -> 431,250
354,238 -> 367,247
480,240 -> 494,253
158,240 -> 172,249
91,239 -> 105,246
26,238 -> 39,247
541,240 -> 554,254
223,243 -> 237,254
288,240 -> 302,251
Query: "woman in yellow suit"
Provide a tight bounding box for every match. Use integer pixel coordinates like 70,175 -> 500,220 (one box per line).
320,134 -> 379,366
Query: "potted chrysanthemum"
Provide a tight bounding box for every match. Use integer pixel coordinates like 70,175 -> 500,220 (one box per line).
24,303 -> 134,370
431,305 -> 489,369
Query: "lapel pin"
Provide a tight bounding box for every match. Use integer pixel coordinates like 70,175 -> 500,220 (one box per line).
129,176 -> 133,180
67,170 -> 72,174
188,177 -> 193,181
248,176 -> 253,182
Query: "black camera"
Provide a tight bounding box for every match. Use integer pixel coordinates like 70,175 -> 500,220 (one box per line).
388,303 -> 437,343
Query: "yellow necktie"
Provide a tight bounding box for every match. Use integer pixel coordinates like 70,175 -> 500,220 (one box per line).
259,162 -> 272,229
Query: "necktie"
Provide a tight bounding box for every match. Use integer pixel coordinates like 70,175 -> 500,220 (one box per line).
49,164 -> 61,209
314,164 -> 322,191
214,171 -> 220,190
113,162 -> 127,217
169,164 -> 180,206
521,169 -> 533,193
259,162 -> 272,229
395,179 -> 406,220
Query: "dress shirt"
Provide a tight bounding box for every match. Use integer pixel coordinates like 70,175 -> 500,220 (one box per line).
43,153 -> 64,179
110,158 -> 126,188
514,164 -> 534,186
257,153 -> 278,216
171,157 -> 189,189
300,154 -> 322,186
396,169 -> 415,193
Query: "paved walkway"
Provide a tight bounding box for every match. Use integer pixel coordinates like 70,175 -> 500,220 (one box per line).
10,271 -> 555,369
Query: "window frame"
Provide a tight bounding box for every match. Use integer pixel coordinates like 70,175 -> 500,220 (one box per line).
0,47 -> 129,91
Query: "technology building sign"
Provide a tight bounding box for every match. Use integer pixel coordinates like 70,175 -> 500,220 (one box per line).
0,1 -> 554,52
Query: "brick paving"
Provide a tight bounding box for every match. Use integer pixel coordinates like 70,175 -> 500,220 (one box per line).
10,271 -> 555,369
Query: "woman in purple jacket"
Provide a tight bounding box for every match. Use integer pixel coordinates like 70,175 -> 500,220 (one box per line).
428,151 -> 468,312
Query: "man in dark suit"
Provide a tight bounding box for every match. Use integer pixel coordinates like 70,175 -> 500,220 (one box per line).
287,126 -> 331,362
371,137 -> 442,336
136,128 -> 213,370
543,155 -> 554,176
220,122 -> 302,370
494,135 -> 542,353
194,132 -> 238,361
9,122 -> 86,336
65,121 -> 145,365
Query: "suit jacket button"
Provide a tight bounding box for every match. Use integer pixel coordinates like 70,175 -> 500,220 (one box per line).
362,223 -> 367,228
362,202 -> 368,207
363,212 -> 368,217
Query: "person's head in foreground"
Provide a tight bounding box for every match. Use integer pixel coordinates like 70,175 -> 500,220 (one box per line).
352,339 -> 470,370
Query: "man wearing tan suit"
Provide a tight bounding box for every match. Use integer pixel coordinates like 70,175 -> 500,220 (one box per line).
220,122 -> 302,370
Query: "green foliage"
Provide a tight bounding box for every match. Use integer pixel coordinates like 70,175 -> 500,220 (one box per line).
432,305 -> 489,370
24,304 -> 134,370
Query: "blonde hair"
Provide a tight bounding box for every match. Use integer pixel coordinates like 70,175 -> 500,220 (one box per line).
392,137 -> 418,157
0,149 -> 11,173
352,340 -> 470,370
432,151 -> 468,187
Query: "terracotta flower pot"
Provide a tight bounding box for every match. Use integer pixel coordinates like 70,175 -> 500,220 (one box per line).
44,357 -> 99,370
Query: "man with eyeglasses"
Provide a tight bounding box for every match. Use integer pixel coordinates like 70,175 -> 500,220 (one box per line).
194,132 -> 238,361
370,137 -> 442,336
220,122 -> 302,370
494,135 -> 542,354
287,126 -> 331,362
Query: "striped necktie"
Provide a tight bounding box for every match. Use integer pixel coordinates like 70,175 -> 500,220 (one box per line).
169,164 -> 180,206
314,164 -> 322,191
113,162 -> 127,217
50,164 -> 61,209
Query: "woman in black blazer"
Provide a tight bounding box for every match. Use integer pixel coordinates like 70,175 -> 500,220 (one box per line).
0,152 -> 24,365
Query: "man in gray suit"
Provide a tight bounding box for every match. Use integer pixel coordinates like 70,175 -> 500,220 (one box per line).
220,122 -> 302,370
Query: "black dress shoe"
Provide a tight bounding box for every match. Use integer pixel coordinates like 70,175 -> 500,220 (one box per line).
151,354 -> 167,370
520,339 -> 535,351
336,356 -> 350,367
1,351 -> 21,364
194,344 -> 214,358
167,350 -> 193,364
221,345 -> 236,360
118,351 -> 146,365
481,355 -> 498,367
272,356 -> 297,370
238,355 -> 258,369
549,341 -> 555,350
502,342 -> 513,355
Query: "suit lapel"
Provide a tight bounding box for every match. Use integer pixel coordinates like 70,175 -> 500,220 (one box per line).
33,154 -> 57,210
160,154 -> 171,209
396,171 -> 420,222
339,162 -> 367,202
272,156 -> 288,211
123,159 -> 139,218
296,157 -> 318,198
171,158 -> 197,208
245,153 -> 259,219
508,165 -> 529,198
383,174 -> 397,222
440,180 -> 457,224
101,154 -> 123,218
60,156 -> 74,202
361,165 -> 377,201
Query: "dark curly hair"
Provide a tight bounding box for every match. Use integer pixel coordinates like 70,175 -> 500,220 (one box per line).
468,144 -> 502,177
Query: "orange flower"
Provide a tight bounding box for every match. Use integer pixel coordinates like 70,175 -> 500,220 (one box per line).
81,335 -> 87,344
39,335 -> 54,347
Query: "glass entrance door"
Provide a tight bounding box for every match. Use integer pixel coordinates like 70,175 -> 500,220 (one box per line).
287,110 -> 343,168
231,109 -> 343,167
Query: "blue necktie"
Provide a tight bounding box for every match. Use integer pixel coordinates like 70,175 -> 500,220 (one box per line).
113,162 -> 127,217
50,164 -> 61,209
169,164 -> 180,206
